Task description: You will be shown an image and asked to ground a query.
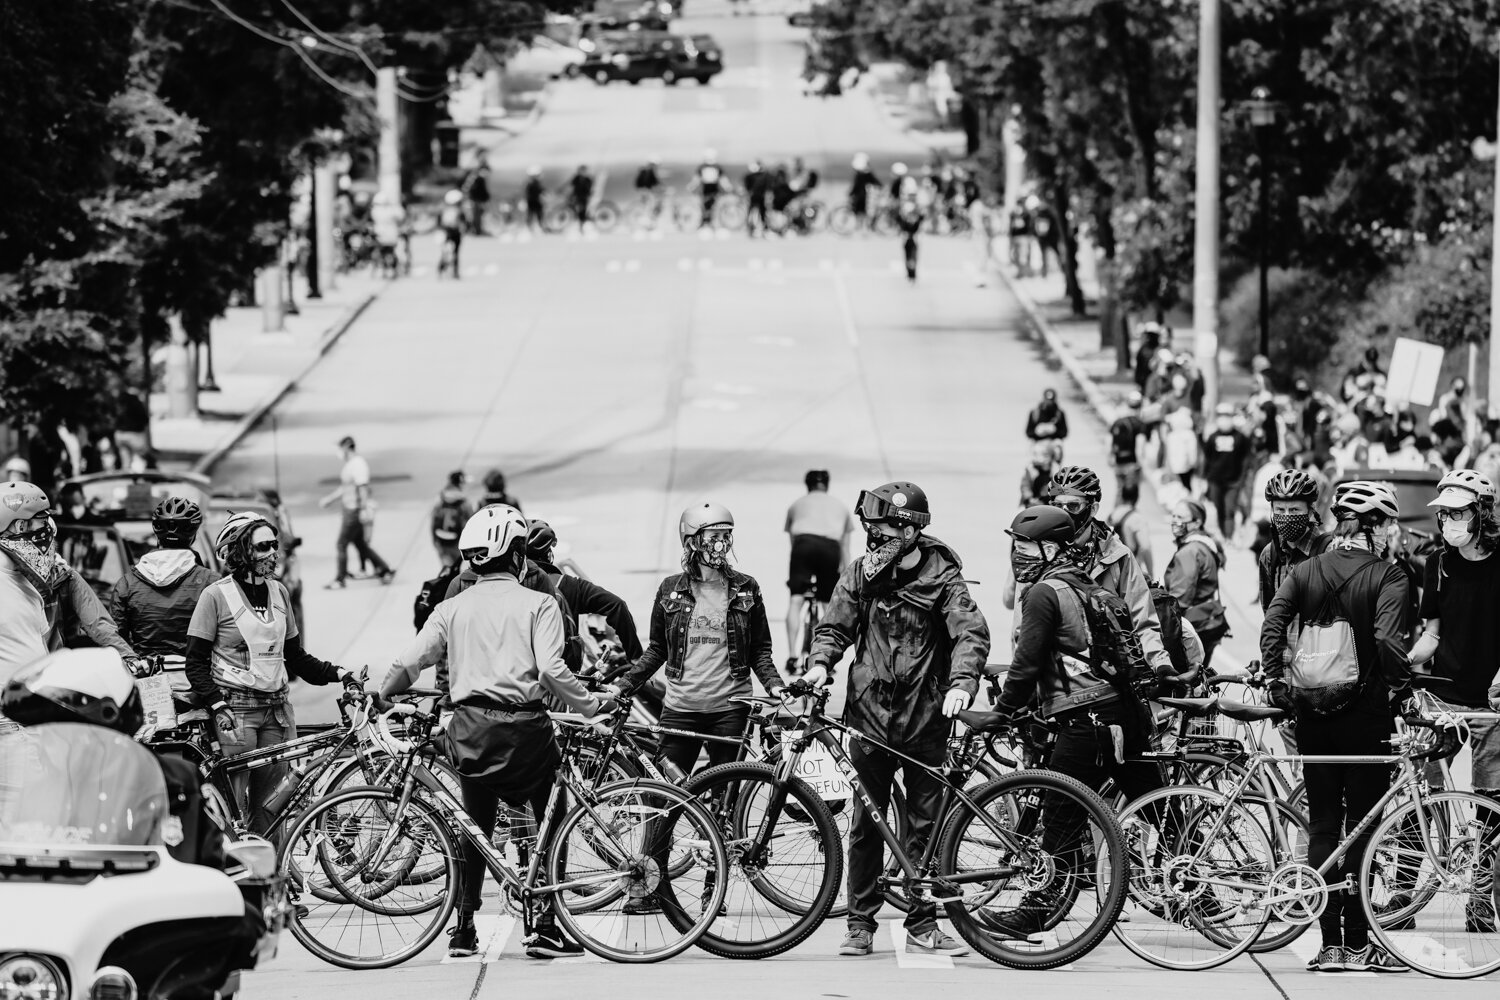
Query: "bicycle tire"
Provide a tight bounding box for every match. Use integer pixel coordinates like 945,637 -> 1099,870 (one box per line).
937,769 -> 1127,969
279,785 -> 459,969
546,778 -> 728,963
670,196 -> 699,232
714,196 -> 747,230
319,752 -> 464,889
1110,784 -> 1274,971
545,205 -> 573,234
593,200 -> 621,232
882,757 -> 1005,914
1362,790 -> 1500,979
827,205 -> 856,237
681,762 -> 842,959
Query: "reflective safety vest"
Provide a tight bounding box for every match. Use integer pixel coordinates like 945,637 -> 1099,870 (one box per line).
209,577 -> 289,694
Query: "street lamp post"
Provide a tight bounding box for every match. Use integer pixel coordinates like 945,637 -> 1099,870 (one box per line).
198,321 -> 220,393
1247,86 -> 1278,362
306,168 -> 322,300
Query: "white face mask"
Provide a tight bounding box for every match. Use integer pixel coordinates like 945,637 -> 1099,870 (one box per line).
1442,521 -> 1474,547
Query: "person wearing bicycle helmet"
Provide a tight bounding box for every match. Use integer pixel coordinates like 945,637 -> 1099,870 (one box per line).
1261,481 -> 1413,972
784,470 -> 854,675
185,511 -> 359,837
1257,465 -> 1331,608
984,505 -> 1165,937
0,480 -> 137,688
615,502 -> 784,783
527,517 -> 643,663
384,505 -> 613,959
800,482 -> 988,959
1042,466 -> 1174,677
108,497 -> 218,660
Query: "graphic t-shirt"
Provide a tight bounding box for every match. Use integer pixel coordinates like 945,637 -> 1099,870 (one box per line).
667,575 -> 745,712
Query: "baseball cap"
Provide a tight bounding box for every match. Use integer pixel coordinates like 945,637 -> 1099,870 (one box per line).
1430,487 -> 1481,509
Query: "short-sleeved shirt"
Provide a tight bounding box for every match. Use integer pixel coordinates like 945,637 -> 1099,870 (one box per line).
340,455 -> 371,510
187,579 -> 299,680
667,577 -> 742,712
1420,550 -> 1500,708
785,492 -> 854,542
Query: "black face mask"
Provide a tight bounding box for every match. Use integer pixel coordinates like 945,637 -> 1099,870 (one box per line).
1012,552 -> 1047,584
864,527 -> 908,581
1272,511 -> 1312,544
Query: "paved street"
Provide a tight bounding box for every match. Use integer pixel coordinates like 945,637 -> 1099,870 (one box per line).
203,4 -> 1483,997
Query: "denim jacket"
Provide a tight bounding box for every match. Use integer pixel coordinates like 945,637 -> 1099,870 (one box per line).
621,568 -> 782,699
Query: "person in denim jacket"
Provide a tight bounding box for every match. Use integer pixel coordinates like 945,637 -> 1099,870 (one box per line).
617,501 -> 786,779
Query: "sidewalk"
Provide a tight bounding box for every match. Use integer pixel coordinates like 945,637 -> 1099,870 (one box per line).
151,272 -> 384,476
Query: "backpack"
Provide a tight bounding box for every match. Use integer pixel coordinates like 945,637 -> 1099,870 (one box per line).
1041,575 -> 1153,700
1109,417 -> 1139,464
1290,559 -> 1382,715
432,498 -> 465,542
1148,580 -> 1192,679
413,563 -> 463,632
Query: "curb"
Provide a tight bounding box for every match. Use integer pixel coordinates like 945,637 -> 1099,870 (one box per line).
997,267 -> 1118,427
190,288 -> 382,477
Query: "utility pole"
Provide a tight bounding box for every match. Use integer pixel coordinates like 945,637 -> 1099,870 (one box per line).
260,264 -> 285,332
315,164 -> 338,294
1193,0 -> 1221,413
377,67 -> 402,205
1489,53 -> 1500,417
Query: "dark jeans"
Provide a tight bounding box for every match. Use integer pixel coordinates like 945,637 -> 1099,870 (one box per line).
658,705 -> 749,777
458,773 -> 556,918
526,200 -> 545,231
847,737 -> 944,934
1206,479 -> 1236,536
1299,707 -> 1394,949
1045,699 -> 1162,856
335,508 -> 389,582
902,235 -> 918,278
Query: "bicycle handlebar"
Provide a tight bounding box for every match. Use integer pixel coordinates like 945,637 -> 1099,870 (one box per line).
376,702 -> 419,755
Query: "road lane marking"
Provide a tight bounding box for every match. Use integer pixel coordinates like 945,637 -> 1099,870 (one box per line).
832,271 -> 859,347
439,915 -> 514,964
888,923 -> 954,969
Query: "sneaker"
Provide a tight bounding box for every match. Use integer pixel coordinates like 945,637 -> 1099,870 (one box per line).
524,926 -> 584,959
447,917 -> 479,958
838,928 -> 874,956
905,928 -> 970,957
1306,944 -> 1347,972
1467,898 -> 1497,933
1343,943 -> 1410,973
1373,893 -> 1415,932
378,569 -> 395,585
322,579 -> 346,590
622,894 -> 661,915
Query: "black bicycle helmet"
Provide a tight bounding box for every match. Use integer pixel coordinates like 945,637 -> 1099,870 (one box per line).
1044,466 -> 1103,504
526,517 -> 558,559
856,482 -> 931,527
1006,505 -> 1076,545
804,469 -> 830,490
151,495 -> 203,548
2,649 -> 145,734
1265,468 -> 1319,503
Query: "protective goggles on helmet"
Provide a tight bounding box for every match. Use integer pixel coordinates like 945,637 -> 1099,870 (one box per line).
1049,495 -> 1092,518
856,490 -> 929,527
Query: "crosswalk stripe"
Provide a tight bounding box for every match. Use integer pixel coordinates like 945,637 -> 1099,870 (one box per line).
888,923 -> 954,969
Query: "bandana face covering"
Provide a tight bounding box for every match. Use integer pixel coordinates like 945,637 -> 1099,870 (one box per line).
1272,511 -> 1311,545
1012,552 -> 1047,584
863,527 -> 906,581
0,530 -> 64,593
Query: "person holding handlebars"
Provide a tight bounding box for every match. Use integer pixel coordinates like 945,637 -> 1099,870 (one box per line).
801,481 -> 988,959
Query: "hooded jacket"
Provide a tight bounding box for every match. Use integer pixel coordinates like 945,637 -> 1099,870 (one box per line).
809,535 -> 989,751
108,550 -> 220,657
1086,522 -> 1170,671
1164,530 -> 1227,633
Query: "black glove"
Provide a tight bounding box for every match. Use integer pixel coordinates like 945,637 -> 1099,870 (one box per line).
1266,679 -> 1294,712
212,702 -> 238,736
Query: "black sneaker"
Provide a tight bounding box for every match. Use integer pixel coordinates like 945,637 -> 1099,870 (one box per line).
1467,898 -> 1497,933
623,894 -> 661,915
448,917 -> 479,958
1373,893 -> 1416,932
973,903 -> 1045,940
525,926 -> 584,959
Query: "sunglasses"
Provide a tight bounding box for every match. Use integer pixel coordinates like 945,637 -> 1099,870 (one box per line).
250,540 -> 279,555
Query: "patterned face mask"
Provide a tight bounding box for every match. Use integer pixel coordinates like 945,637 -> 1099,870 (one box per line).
863,526 -> 907,581
694,529 -> 733,569
0,524 -> 63,593
1272,511 -> 1311,544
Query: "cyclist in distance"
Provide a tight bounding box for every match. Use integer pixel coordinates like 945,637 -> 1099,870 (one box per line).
690,149 -> 726,229
848,152 -> 880,231
438,189 -> 464,277
1260,481 -> 1413,973
383,505 -> 615,959
801,481 -> 989,959
783,470 -> 854,676
567,164 -> 594,233
108,496 -> 218,660
523,166 -> 546,233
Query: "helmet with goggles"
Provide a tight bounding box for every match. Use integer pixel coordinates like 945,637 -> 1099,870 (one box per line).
856,482 -> 930,527
0,481 -> 53,540
215,511 -> 273,557
1430,469 -> 1495,511
1044,466 -> 1103,505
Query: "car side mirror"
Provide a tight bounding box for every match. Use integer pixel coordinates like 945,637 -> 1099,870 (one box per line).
225,837 -> 277,879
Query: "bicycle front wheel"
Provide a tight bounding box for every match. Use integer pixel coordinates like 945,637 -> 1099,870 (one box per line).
593,200 -> 621,232
1111,785 -> 1274,971
682,762 -> 842,959
279,786 -> 459,969
546,778 -> 728,963
1362,790 -> 1500,978
937,769 -> 1127,970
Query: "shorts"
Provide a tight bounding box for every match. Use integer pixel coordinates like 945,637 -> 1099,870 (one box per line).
788,534 -> 842,603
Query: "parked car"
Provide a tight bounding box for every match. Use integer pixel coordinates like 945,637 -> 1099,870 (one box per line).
204,488 -> 306,637
583,31 -> 722,85
678,34 -> 724,82
508,35 -> 586,79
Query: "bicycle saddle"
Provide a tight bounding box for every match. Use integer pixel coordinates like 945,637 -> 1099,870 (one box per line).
955,709 -> 1010,732
1215,699 -> 1287,723
1156,696 -> 1216,716
982,664 -> 1009,678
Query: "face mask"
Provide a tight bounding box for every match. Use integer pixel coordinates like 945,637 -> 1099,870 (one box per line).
1272,511 -> 1311,543
863,527 -> 906,581
695,532 -> 732,569
1170,522 -> 1192,542
1012,551 -> 1047,584
0,520 -> 62,592
1442,521 -> 1475,547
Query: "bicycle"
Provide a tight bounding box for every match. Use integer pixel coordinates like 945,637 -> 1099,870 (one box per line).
278,700 -> 731,967
1111,710 -> 1500,978
787,582 -> 821,678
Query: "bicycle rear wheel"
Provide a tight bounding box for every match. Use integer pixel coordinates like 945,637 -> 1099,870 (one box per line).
714,195 -> 747,229
279,786 -> 459,969
938,770 -> 1127,969
1111,785 -> 1274,970
827,205 -> 856,236
682,762 -> 842,959
593,200 -> 621,232
546,778 -> 728,962
1362,791 -> 1500,978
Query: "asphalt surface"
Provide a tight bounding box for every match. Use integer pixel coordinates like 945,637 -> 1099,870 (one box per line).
213,3 -> 1486,996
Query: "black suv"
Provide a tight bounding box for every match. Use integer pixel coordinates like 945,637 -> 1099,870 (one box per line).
583,31 -> 722,85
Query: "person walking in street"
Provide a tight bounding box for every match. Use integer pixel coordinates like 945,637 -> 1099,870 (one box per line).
461,160 -> 491,236
691,149 -> 725,230
744,159 -> 771,236
369,190 -> 405,278
524,166 -> 546,233
430,471 -> 473,569
1026,388 -> 1070,461
187,512 -> 360,837
1019,441 -> 1056,508
848,153 -> 880,232
438,189 -> 464,278
1107,482 -> 1154,578
567,164 -> 594,233
382,505 -> 615,959
1261,481 -> 1413,973
1110,392 -> 1146,492
800,481 -> 989,959
896,194 -> 924,282
783,470 -> 854,674
480,468 -> 522,510
1164,499 -> 1229,667
319,436 -> 393,588
107,497 -> 218,662
1202,403 -> 1253,538
1403,469 -> 1500,932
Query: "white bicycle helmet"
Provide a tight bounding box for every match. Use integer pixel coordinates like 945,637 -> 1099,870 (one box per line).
1431,469 -> 1496,510
459,504 -> 528,564
1331,481 -> 1399,522
215,510 -> 272,557
679,501 -> 733,544
0,481 -> 51,536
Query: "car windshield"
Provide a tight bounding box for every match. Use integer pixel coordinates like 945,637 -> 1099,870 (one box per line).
71,478 -> 210,518
0,723 -> 169,847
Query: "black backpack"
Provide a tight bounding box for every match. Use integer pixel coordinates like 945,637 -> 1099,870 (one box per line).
432,499 -> 465,542
413,563 -> 463,632
1148,580 -> 1192,679
1042,574 -> 1153,699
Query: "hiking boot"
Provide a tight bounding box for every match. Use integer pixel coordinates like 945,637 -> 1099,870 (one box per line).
1306,944 -> 1347,972
972,889 -> 1060,940
447,915 -> 479,958
524,924 -> 584,959
1372,893 -> 1416,931
1467,898 -> 1497,933
622,894 -> 661,915
838,928 -> 874,956
905,928 -> 970,957
1343,943 -> 1410,973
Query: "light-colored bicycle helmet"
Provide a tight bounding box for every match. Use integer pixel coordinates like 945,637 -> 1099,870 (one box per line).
1431,469 -> 1496,510
679,501 -> 733,543
1331,481 -> 1399,522
459,504 -> 528,564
